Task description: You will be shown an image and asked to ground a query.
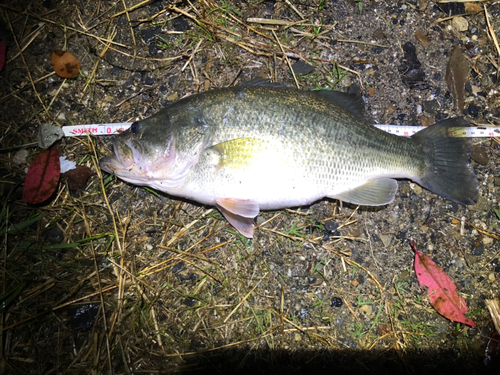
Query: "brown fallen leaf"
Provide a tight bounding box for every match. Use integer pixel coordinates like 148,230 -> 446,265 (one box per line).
51,50 -> 80,78
61,165 -> 93,191
415,29 -> 430,46
446,45 -> 469,112
465,3 -> 482,14
420,115 -> 434,127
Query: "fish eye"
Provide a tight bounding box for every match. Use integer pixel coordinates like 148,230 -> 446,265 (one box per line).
131,123 -> 138,134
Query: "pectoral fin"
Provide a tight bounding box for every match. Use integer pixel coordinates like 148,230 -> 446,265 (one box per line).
332,178 -> 398,206
210,138 -> 269,169
216,198 -> 260,238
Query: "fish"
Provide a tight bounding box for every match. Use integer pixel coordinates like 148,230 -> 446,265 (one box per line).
99,80 -> 478,238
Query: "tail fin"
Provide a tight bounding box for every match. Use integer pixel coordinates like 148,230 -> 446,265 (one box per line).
412,117 -> 478,205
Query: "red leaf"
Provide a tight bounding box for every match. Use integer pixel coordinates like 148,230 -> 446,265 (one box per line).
0,39 -> 6,72
23,147 -> 61,204
412,241 -> 475,327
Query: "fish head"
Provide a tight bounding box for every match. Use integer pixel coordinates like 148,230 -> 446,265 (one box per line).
99,109 -> 209,191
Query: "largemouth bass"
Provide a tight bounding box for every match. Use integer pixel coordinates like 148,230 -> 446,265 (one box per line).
100,81 -> 478,237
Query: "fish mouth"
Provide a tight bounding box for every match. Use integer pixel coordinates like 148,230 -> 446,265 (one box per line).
99,138 -> 137,174
99,134 -> 190,189
99,154 -> 120,174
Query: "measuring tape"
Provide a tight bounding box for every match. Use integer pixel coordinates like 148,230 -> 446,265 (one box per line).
61,123 -> 500,138
62,123 -> 132,137
374,124 -> 500,138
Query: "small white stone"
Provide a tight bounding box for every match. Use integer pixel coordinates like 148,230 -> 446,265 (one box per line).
452,16 -> 468,32
409,183 -> 423,194
483,236 -> 494,245
359,304 -> 373,316
13,149 -> 29,165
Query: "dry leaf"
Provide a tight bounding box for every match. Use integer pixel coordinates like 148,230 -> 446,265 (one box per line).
415,29 -> 430,46
419,0 -> 429,12
23,147 -> 61,204
61,165 -> 93,191
413,241 -> 476,327
465,3 -> 482,14
446,46 -> 469,112
51,50 -> 80,78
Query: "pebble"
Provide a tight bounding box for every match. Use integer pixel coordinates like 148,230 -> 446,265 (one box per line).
291,60 -> 314,76
379,234 -> 392,247
359,304 -> 373,316
422,100 -> 439,114
140,27 -> 161,43
452,16 -> 468,32
483,236 -> 494,245
173,16 -> 190,31
13,149 -> 29,164
470,145 -> 489,165
324,220 -> 339,235
71,304 -> 100,331
446,202 -> 459,213
488,273 -> 495,282
398,270 -> 411,282
167,93 -> 178,101
43,226 -> 65,243
38,123 -> 64,149
409,183 -> 422,195
344,224 -> 361,237
466,103 -> 480,117
472,243 -> 484,255
331,297 -> 343,307
468,196 -> 488,212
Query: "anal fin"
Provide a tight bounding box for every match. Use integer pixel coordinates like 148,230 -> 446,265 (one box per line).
332,178 -> 398,206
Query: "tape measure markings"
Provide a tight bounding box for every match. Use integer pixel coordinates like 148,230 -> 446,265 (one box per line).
61,123 -> 500,138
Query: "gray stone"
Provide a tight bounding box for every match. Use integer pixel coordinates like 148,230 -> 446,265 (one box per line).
38,123 -> 64,149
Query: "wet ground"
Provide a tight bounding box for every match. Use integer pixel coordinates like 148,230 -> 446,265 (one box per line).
1,1 -> 500,374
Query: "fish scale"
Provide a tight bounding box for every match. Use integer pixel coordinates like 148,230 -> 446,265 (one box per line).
100,81 -> 478,238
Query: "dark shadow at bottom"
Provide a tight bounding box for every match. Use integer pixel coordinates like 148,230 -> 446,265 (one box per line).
163,347 -> 500,375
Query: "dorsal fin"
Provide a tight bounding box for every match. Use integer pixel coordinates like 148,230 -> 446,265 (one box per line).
238,78 -> 289,89
239,79 -> 366,119
313,90 -> 365,119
